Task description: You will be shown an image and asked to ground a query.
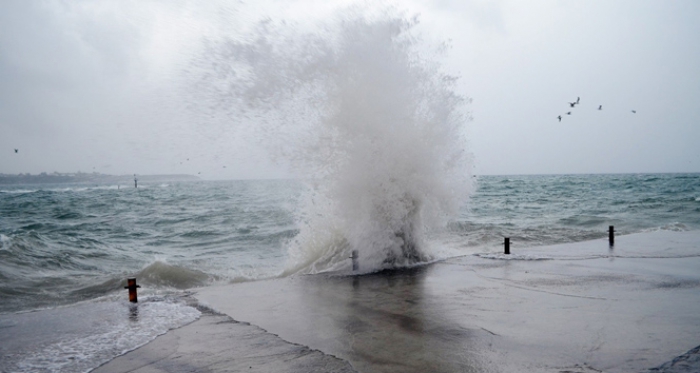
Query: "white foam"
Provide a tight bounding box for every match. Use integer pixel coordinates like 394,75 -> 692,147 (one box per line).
0,189 -> 37,194
0,234 -> 10,250
636,222 -> 690,234
0,298 -> 200,373
200,8 -> 474,275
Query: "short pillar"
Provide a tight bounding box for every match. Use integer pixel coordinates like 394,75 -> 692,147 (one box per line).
351,250 -> 359,271
124,278 -> 141,303
504,237 -> 510,255
609,226 -> 614,247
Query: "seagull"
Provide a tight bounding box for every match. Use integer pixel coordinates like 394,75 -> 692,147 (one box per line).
557,115 -> 562,122
14,149 -> 18,153
598,105 -> 602,110
566,111 -> 572,115
569,102 -> 576,108
631,110 -> 636,113
576,97 -> 580,104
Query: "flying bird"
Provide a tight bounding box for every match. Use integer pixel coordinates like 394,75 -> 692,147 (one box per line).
14,149 -> 18,153
566,111 -> 572,115
557,115 -> 562,122
569,102 -> 576,108
576,97 -> 580,104
598,105 -> 602,110
631,110 -> 636,113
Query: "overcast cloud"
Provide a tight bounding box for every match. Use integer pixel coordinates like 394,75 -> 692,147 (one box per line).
1,0 -> 699,179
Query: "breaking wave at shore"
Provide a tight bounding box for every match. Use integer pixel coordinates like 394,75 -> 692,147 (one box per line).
196,8 -> 474,274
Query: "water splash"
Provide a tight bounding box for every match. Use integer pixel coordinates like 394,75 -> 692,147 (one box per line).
198,7 -> 474,274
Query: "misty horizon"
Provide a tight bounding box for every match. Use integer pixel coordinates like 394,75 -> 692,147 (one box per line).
2,1 -> 699,179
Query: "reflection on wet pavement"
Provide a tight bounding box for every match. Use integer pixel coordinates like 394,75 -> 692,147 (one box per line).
197,231 -> 700,373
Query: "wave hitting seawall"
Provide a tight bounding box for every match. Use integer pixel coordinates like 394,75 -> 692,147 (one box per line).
195,8 -> 474,275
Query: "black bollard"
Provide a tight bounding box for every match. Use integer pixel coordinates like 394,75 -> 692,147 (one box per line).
351,250 -> 359,271
504,237 -> 510,255
124,278 -> 141,303
609,226 -> 614,247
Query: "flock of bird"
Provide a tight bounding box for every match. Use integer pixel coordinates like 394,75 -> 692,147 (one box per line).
12,98 -> 640,162
558,97 -> 636,122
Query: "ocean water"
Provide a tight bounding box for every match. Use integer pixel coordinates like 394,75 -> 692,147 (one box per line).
2,174 -> 697,313
1,173 -> 699,372
3,6 -> 700,371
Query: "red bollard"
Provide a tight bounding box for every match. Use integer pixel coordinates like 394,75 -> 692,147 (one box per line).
124,278 -> 141,303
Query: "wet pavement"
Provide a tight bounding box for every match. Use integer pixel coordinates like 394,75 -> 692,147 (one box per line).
88,231 -> 700,372
93,310 -> 355,373
195,231 -> 700,373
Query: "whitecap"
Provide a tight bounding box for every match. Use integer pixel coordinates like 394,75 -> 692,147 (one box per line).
0,234 -> 11,250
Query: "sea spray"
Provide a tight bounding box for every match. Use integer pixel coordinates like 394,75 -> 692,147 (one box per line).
197,8 -> 474,273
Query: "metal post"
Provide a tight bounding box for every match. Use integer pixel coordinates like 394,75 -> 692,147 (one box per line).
351,250 -> 359,271
504,237 -> 510,255
609,226 -> 614,247
124,278 -> 141,303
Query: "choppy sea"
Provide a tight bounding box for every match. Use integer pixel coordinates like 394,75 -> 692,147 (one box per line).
1,173 -> 699,372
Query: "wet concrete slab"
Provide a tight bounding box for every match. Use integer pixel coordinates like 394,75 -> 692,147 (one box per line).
93,310 -> 355,373
195,231 -> 700,373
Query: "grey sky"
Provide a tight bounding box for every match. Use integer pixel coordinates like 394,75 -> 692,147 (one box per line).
1,0 -> 699,179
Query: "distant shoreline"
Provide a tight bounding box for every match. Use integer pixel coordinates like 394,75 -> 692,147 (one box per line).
0,172 -> 199,185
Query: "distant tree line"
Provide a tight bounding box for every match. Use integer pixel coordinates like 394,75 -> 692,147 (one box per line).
0,172 -> 199,185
